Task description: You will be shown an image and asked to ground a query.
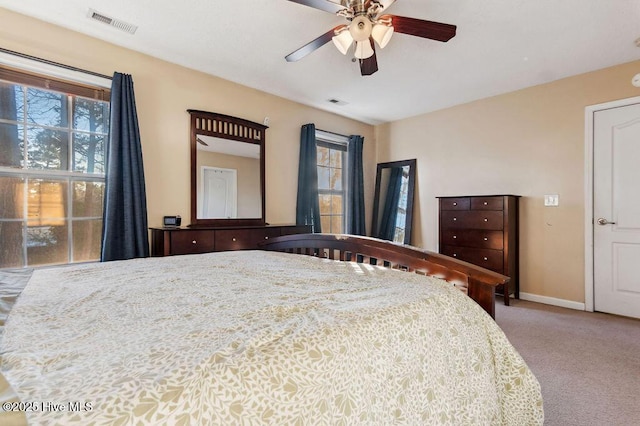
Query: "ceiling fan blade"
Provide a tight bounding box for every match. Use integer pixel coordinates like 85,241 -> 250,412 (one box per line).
285,0 -> 346,14
383,14 -> 457,42
285,25 -> 346,62
359,38 -> 378,76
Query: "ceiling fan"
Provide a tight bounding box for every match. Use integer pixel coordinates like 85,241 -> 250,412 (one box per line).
284,0 -> 457,76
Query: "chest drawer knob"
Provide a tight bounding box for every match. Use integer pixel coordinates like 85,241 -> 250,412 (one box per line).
265,236 -> 269,240
453,217 -> 457,221
483,257 -> 488,261
453,202 -> 457,206
453,235 -> 457,239
484,218 -> 488,222
453,253 -> 457,257
483,237 -> 488,241
483,202 -> 488,205
232,237 -> 237,242
192,240 -> 197,244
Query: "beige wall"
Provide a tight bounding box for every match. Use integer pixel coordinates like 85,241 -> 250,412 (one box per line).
0,8 -> 375,230
376,60 -> 640,303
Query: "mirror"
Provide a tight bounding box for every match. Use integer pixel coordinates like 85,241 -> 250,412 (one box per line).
189,110 -> 266,227
371,159 -> 416,244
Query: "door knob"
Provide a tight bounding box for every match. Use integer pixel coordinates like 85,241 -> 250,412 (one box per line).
597,218 -> 616,225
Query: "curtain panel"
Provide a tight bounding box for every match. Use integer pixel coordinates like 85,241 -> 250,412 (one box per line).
101,73 -> 149,261
347,135 -> 366,235
378,166 -> 403,241
296,124 -> 321,233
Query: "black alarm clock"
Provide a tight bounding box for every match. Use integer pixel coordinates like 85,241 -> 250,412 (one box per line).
163,215 -> 181,227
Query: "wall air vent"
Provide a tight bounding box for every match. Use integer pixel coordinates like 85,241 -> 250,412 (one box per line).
87,9 -> 138,34
327,98 -> 348,106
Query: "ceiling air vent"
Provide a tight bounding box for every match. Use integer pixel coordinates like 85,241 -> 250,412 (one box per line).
87,9 -> 138,34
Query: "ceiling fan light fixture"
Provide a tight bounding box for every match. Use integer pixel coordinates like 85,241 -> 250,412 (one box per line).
372,23 -> 393,48
332,27 -> 353,55
354,40 -> 374,59
349,15 -> 372,42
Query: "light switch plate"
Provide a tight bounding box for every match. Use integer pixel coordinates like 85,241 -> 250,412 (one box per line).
544,194 -> 559,206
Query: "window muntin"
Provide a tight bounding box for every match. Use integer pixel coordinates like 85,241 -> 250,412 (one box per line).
0,67 -> 108,269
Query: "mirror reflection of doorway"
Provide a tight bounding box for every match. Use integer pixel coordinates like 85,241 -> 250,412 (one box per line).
200,166 -> 237,218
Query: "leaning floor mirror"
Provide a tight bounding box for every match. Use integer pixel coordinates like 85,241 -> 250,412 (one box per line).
371,159 -> 416,245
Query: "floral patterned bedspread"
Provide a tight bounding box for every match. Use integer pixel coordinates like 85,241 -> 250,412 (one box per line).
0,251 -> 543,425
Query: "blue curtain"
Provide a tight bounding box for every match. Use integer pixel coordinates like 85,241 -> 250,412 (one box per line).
379,166 -> 403,241
296,123 -> 321,232
101,73 -> 149,261
348,135 -> 365,235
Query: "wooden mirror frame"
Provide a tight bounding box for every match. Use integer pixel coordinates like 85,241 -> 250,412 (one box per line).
188,110 -> 267,227
370,159 -> 417,245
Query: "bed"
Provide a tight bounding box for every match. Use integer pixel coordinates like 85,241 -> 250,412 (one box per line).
0,234 -> 543,425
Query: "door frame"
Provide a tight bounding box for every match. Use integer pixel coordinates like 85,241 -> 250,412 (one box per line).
584,95 -> 640,312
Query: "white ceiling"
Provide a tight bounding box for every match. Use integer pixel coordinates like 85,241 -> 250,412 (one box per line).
1,0 -> 639,124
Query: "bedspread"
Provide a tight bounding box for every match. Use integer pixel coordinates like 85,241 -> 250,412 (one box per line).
0,251 -> 543,425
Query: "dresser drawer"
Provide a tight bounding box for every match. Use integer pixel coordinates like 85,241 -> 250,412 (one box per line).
440,211 -> 504,230
441,246 -> 504,273
439,197 -> 470,211
215,228 -> 281,251
471,196 -> 504,210
440,230 -> 504,250
170,230 -> 215,255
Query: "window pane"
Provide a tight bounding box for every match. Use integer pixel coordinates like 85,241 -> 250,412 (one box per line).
330,167 -> 342,190
27,126 -> 69,170
330,149 -> 342,168
72,219 -> 102,262
0,122 -> 24,168
73,181 -> 104,217
0,81 -> 23,121
331,215 -> 343,234
0,221 -> 24,268
318,194 -> 331,215
317,166 -> 330,190
26,222 -> 68,266
0,176 -> 25,218
331,194 -> 343,215
27,179 -> 67,226
73,133 -> 105,174
317,146 -> 330,166
320,216 -> 331,233
73,97 -> 109,133
26,88 -> 69,128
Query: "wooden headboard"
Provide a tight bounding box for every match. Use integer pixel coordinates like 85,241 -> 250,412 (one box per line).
260,233 -> 508,319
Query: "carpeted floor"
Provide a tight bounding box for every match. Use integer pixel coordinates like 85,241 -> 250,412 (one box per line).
495,299 -> 640,426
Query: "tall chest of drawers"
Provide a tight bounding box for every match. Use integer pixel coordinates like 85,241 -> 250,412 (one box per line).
438,195 -> 520,305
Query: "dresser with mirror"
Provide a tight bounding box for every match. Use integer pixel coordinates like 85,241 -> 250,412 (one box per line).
150,110 -> 310,256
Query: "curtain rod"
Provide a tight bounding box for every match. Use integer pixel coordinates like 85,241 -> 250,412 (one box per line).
0,47 -> 112,80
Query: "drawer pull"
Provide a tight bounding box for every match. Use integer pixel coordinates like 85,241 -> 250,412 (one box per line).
453,235 -> 457,239
484,218 -> 488,222
232,237 -> 237,242
483,237 -> 488,241
453,217 -> 457,221
265,236 -> 269,240
483,257 -> 488,261
192,240 -> 197,244
483,202 -> 488,205
453,253 -> 457,257
453,202 -> 457,206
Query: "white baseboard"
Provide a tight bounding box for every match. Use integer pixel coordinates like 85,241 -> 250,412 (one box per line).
518,292 -> 586,311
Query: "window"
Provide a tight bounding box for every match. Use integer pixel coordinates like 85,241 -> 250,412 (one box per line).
0,66 -> 109,268
316,130 -> 349,233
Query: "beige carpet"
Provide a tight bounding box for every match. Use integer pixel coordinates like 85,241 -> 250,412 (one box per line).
496,299 -> 640,426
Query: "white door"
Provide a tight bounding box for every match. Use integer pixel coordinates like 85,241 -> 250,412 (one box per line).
201,167 -> 237,218
593,102 -> 640,319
